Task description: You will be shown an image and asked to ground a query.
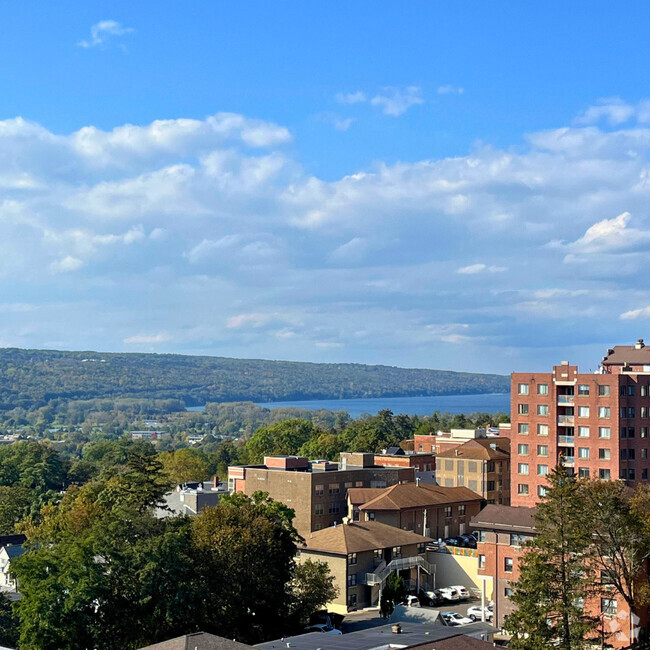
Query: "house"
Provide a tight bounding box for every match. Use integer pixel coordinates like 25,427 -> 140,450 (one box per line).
228,455 -> 414,538
139,632 -> 254,649
435,437 -> 510,505
0,545 -> 26,593
349,481 -> 484,539
298,519 -> 433,613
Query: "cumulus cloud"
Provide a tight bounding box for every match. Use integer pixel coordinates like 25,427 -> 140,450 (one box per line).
575,97 -> 635,126
50,256 -> 83,274
370,86 -> 423,116
335,91 -> 366,104
78,20 -> 134,49
457,263 -> 506,274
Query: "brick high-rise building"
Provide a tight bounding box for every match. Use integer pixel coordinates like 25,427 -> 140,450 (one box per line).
511,339 -> 650,507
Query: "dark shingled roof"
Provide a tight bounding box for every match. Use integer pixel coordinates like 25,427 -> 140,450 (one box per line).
302,520 -> 431,555
470,504 -> 536,532
408,634 -> 495,649
436,438 -> 510,461
139,632 -> 254,650
347,488 -> 386,505
602,342 -> 650,366
359,483 -> 483,512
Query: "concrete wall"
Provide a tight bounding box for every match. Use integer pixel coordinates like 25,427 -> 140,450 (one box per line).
428,550 -> 488,596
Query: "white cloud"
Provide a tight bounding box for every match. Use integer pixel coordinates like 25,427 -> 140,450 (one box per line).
457,263 -> 506,274
370,86 -> 423,116
336,91 -> 366,104
438,85 -> 464,95
50,256 -> 83,274
78,20 -> 134,49
316,341 -> 343,348
620,306 -> 650,320
123,332 -> 171,344
575,97 -> 635,126
226,313 -> 273,328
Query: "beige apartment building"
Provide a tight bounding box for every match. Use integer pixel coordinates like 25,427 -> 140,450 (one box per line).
228,455 -> 414,538
435,438 -> 510,505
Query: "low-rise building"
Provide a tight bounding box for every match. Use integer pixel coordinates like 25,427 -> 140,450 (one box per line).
298,519 -> 433,613
0,544 -> 26,593
414,428 -> 490,455
157,480 -> 228,518
435,438 -> 510,505
371,448 -> 436,483
349,481 -> 484,539
228,455 -> 414,538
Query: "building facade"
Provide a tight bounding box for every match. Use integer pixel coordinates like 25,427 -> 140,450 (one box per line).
511,341 -> 650,507
435,438 -> 510,505
228,455 -> 414,538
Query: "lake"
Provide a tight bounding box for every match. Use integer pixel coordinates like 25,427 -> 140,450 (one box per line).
188,393 -> 510,417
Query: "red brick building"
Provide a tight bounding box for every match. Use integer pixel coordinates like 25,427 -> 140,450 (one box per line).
511,340 -> 650,508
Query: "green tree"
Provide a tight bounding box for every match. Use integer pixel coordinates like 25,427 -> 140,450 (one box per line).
505,468 -> 598,649
245,419 -> 321,463
0,486 -> 34,534
159,448 -> 210,484
380,573 -> 407,618
288,559 -> 339,627
298,433 -> 346,461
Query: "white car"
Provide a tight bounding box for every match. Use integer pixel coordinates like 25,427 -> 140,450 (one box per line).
404,595 -> 421,607
467,605 -> 494,622
438,587 -> 460,601
449,585 -> 470,600
304,624 -> 343,635
442,612 -> 473,626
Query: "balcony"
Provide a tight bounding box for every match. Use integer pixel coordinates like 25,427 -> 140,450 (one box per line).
558,395 -> 575,405
558,415 -> 575,426
362,555 -> 433,586
558,435 -> 575,446
560,456 -> 575,466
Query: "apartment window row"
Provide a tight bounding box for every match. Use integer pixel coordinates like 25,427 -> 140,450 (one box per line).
519,383 -> 613,397
620,448 -> 636,460
577,425 -> 613,438
620,468 -> 637,481
517,463 -> 549,476
621,407 -> 636,419
517,423 -> 549,435
578,468 -> 610,480
620,385 -> 636,397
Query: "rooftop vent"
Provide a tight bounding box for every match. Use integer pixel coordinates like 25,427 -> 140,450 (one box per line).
636,339 -> 645,349
608,349 -> 614,356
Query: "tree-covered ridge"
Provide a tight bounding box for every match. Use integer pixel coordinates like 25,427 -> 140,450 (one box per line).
0,347 -> 509,410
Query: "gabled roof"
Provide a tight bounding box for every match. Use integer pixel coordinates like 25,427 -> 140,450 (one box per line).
0,545 -> 25,559
139,632 -> 254,650
302,520 -> 431,555
408,634 -> 496,649
603,342 -> 650,366
470,504 -> 536,532
436,437 -> 510,461
346,488 -> 386,505
359,483 -> 483,512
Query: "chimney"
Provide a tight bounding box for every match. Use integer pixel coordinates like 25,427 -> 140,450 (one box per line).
416,477 -> 421,487
636,339 -> 645,349
342,516 -> 350,525
455,449 -> 459,456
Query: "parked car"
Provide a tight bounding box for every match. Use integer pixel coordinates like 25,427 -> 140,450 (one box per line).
420,589 -> 443,606
443,536 -> 467,547
467,605 -> 494,622
438,587 -> 460,601
449,585 -> 470,600
403,595 -> 421,607
441,612 -> 473,626
304,624 -> 343,635
459,534 -> 477,548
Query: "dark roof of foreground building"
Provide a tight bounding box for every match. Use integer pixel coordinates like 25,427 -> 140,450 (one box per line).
408,634 -> 496,649
470,504 -> 537,532
302,520 -> 431,555
347,487 -> 386,506
139,632 -> 254,650
359,483 -> 483,511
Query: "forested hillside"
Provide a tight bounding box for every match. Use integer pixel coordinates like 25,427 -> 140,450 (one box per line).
0,347 -> 509,411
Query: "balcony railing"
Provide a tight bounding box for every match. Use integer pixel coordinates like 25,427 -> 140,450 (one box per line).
558,435 -> 575,446
560,456 -> 575,466
558,415 -> 575,426
558,395 -> 574,405
363,555 -> 433,586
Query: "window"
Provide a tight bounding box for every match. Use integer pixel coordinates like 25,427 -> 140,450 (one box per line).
459,505 -> 466,515
643,407 -> 649,419
504,557 -> 514,572
599,407 -> 611,418
329,484 -> 340,495
347,574 -> 357,587
374,549 -> 382,561
599,469 -> 611,480
537,424 -> 549,436
328,503 -> 340,514
644,469 -> 649,480
629,407 -> 636,418
537,445 -> 549,456
628,427 -> 635,438
629,449 -> 636,460
537,464 -> 549,476
578,426 -> 590,438
578,447 -> 590,459
418,543 -> 426,554
579,467 -> 590,478
468,479 -> 478,491
518,423 -> 529,434
643,449 -> 648,460
578,384 -> 590,396
599,449 -> 611,461
538,404 -> 549,416
643,427 -> 649,438
518,443 -> 529,455
444,506 -> 452,518
629,385 -> 636,397
468,461 -> 478,473
477,531 -> 487,542
599,427 -> 611,439
621,449 -> 628,460
510,534 -> 527,546
620,468 -> 628,480
392,546 -> 402,558
629,468 -> 636,481
601,598 -> 617,616
518,383 -> 529,395
315,504 -> 324,515
444,460 -> 454,471
578,406 -> 590,418
348,553 -> 357,565
538,383 -> 549,395
621,386 -> 628,397
518,404 -> 529,415
504,587 -> 514,598
599,385 -> 611,396
518,483 -> 529,495
538,485 -> 547,497
314,485 -> 324,496
486,461 -> 496,472
348,594 -> 357,608
478,554 -> 486,569
643,385 -> 649,398
367,512 -> 375,520
518,463 -> 529,475
487,481 -> 496,491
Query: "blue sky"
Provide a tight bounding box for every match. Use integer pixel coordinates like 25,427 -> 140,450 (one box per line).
1,1 -> 650,374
